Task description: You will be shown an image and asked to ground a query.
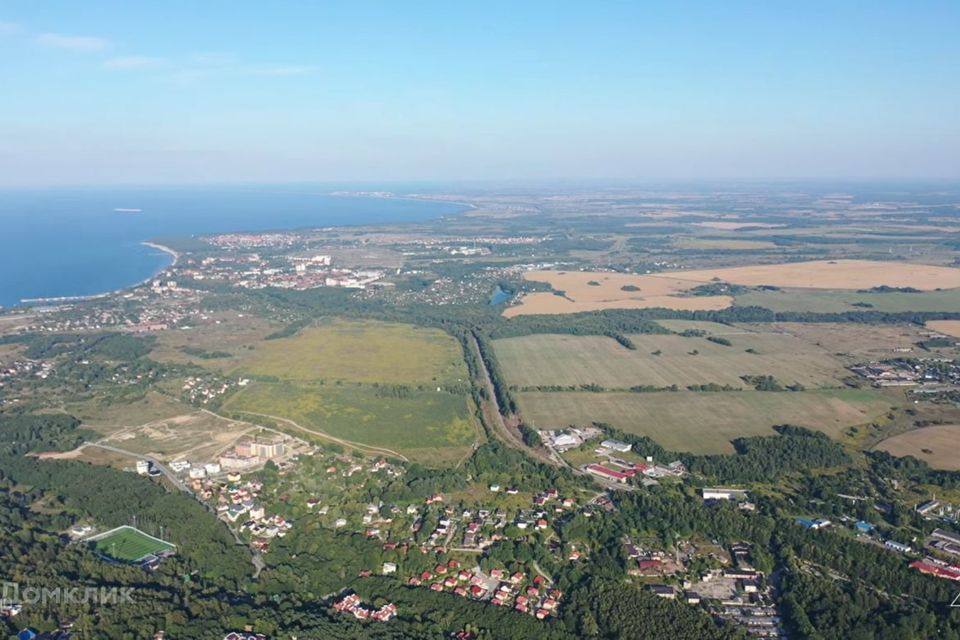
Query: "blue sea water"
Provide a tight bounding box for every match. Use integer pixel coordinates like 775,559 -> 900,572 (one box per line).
0,186 -> 464,308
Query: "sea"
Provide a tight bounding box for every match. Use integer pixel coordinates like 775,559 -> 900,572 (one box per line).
0,186 -> 465,308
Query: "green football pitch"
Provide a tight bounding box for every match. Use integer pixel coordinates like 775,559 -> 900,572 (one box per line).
89,526 -> 176,562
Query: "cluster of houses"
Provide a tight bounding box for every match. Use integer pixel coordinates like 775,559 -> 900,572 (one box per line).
850,358 -> 960,389
180,248 -> 386,292
407,562 -> 563,621
181,374 -> 247,405
331,593 -> 398,623
0,358 -> 53,386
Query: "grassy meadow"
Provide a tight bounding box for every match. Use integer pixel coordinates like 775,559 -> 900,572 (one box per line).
516,388 -> 893,454
225,381 -> 477,465
494,330 -> 848,390
234,319 -> 468,385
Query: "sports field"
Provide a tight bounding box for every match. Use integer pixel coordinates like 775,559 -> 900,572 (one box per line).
234,319 -> 467,385
874,425 -> 960,470
494,330 -> 847,390
517,388 -> 892,454
224,381 -> 477,465
88,526 -> 175,562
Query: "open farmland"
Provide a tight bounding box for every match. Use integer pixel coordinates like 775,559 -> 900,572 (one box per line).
733,286 -> 960,313
506,260 -> 960,316
926,320 -> 960,339
494,330 -> 848,390
874,425 -> 960,470
224,382 -> 477,466
671,259 -> 960,290
517,388 -> 892,454
233,319 -> 467,385
504,271 -> 731,316
750,323 -> 932,364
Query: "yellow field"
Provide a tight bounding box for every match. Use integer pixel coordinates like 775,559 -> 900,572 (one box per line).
234,319 -> 468,385
927,320 -> 960,339
875,425 -> 960,470
673,259 -> 960,291
505,260 -> 960,317
504,271 -> 731,316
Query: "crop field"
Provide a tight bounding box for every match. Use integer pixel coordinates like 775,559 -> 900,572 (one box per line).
494,330 -> 847,390
673,259 -> 960,291
89,526 -> 175,562
224,381 -> 477,466
927,320 -> 960,339
516,388 -> 892,454
233,319 -> 467,385
753,323 -> 934,363
875,425 -> 960,470
506,260 -> 960,316
505,271 -> 731,316
734,287 -> 960,313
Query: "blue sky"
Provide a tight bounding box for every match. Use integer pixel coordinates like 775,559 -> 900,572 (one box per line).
1,1 -> 958,185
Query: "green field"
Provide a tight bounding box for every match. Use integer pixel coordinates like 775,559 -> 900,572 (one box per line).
494,330 -> 847,390
89,526 -> 175,562
224,381 -> 477,465
733,286 -> 960,313
517,388 -> 894,454
233,319 -> 467,385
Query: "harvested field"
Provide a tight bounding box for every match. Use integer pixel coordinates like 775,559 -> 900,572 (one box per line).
494,330 -> 847,390
669,259 -> 960,291
756,323 -> 929,363
234,319 -> 467,386
504,271 -> 731,316
517,389 -> 892,454
927,320 -> 960,339
875,425 -> 960,470
734,287 -> 960,313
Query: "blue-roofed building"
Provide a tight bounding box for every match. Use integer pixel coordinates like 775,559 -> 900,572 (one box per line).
854,521 -> 875,534
796,517 -> 816,529
17,629 -> 38,640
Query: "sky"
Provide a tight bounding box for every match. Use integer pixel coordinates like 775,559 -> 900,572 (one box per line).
1,1 -> 958,186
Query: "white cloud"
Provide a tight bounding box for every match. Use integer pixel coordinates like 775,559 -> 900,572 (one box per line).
36,32 -> 108,52
104,55 -> 163,70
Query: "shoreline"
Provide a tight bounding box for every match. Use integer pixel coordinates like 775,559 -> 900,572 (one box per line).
6,194 -> 459,310
16,241 -> 178,308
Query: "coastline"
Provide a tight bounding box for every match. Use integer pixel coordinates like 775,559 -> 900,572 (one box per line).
16,241 -> 178,308
5,192 -> 458,310
142,241 -> 180,267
